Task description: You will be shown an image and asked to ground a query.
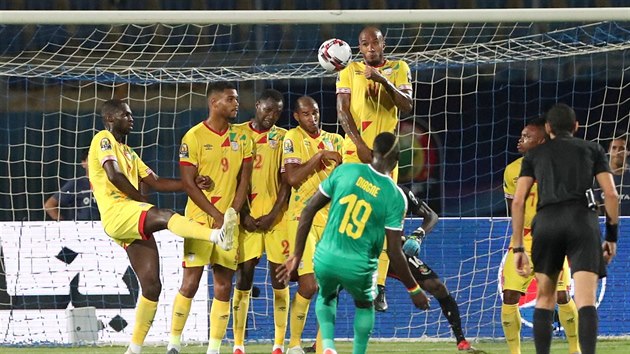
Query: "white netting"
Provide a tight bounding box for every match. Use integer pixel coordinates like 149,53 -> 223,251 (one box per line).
1,10 -> 630,345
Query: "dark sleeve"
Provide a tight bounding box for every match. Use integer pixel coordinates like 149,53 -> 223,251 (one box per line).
57,180 -> 77,207
398,184 -> 421,216
592,144 -> 611,175
520,152 -> 535,178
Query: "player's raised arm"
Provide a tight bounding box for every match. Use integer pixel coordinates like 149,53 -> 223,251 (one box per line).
386,228 -> 430,310
276,190 -> 330,283
336,92 -> 371,163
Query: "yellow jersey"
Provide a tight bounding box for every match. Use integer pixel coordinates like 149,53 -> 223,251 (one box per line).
179,121 -> 254,224
88,130 -> 154,216
282,126 -> 343,227
236,122 -> 287,219
336,60 -> 412,151
504,157 -> 537,248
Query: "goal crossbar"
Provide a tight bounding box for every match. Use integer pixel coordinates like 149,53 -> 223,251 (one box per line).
0,8 -> 629,25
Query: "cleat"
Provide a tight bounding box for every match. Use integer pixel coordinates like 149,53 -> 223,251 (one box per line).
374,284 -> 388,312
457,339 -> 475,351
233,349 -> 245,354
303,343 -> 316,353
272,349 -> 283,354
214,207 -> 236,250
124,349 -> 139,354
286,346 -> 305,354
166,348 -> 180,354
323,349 -> 338,354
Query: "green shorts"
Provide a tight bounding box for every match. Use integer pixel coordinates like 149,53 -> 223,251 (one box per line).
314,257 -> 377,303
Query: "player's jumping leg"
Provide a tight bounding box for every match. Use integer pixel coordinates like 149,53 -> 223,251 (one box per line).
352,300 -> 375,354
287,274 -> 317,354
124,238 -> 161,354
374,243 -> 389,312
233,258 -> 258,354
556,259 -> 580,354
153,207 -> 237,250
167,266 -> 204,354
269,262 -> 290,354
207,265 -> 236,354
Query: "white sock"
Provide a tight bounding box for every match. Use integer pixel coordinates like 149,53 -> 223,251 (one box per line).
129,343 -> 142,353
233,344 -> 245,353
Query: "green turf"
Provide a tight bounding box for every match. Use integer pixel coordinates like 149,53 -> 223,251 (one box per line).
1,339 -> 628,354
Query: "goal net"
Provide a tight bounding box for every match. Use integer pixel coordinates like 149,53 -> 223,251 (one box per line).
1,9 -> 629,345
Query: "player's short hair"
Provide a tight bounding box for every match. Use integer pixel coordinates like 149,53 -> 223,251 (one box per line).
526,116 -> 546,129
611,129 -> 629,149
545,103 -> 576,135
100,99 -> 127,120
80,149 -> 89,161
373,132 -> 399,161
207,81 -> 236,97
258,89 -> 284,103
293,96 -> 317,112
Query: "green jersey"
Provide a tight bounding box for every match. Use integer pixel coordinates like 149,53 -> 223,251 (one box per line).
314,163 -> 407,273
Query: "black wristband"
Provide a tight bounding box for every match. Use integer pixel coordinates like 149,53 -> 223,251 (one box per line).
512,246 -> 525,253
605,222 -> 618,242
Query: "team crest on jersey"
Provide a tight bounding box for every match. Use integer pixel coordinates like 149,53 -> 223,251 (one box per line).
324,140 -> 334,150
100,137 -> 112,151
383,68 -> 393,76
283,139 -> 294,153
269,139 -> 278,149
179,143 -> 189,158
231,141 -> 239,151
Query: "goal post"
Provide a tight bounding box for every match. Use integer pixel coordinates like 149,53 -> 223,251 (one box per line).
1,8 -> 629,345
1,8 -> 629,24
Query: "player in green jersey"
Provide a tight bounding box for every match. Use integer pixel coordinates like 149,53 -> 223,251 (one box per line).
277,132 -> 429,354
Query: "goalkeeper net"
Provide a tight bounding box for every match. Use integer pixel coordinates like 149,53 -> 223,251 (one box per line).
1,9 -> 629,344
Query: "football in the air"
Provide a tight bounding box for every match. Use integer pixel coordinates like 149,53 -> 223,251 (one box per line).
317,38 -> 352,72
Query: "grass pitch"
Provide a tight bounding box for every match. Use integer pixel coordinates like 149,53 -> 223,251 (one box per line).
1,339 -> 628,353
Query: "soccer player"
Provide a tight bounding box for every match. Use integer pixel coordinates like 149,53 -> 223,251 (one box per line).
45,149 -> 100,221
277,132 -> 430,354
232,89 -> 291,354
336,26 -> 413,311
502,117 -> 580,354
166,82 -> 253,354
395,186 -> 475,352
88,99 -> 235,354
604,132 -> 630,215
282,96 -> 343,354
511,104 -> 619,354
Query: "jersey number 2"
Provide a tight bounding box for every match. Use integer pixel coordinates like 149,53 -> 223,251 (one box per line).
338,194 -> 372,239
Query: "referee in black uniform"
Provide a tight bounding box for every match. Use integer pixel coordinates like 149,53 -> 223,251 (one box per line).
510,103 -> 619,354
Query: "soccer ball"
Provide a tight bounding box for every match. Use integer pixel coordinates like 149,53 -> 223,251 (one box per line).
317,38 -> 352,72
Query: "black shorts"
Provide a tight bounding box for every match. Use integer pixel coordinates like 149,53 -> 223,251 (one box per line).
387,255 -> 439,282
532,201 -> 606,278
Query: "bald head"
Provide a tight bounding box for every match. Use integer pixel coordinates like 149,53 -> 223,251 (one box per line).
359,26 -> 385,66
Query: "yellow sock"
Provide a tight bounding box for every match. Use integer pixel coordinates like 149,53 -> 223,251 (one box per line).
169,292 -> 192,346
376,249 -> 389,286
501,303 -> 522,354
130,295 -> 158,347
232,289 -> 251,347
288,293 -> 311,347
208,298 -> 231,351
167,213 -> 211,242
273,287 -> 290,347
558,299 -> 580,353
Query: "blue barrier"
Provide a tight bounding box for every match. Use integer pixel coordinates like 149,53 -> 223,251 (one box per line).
219,217 -> 630,341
